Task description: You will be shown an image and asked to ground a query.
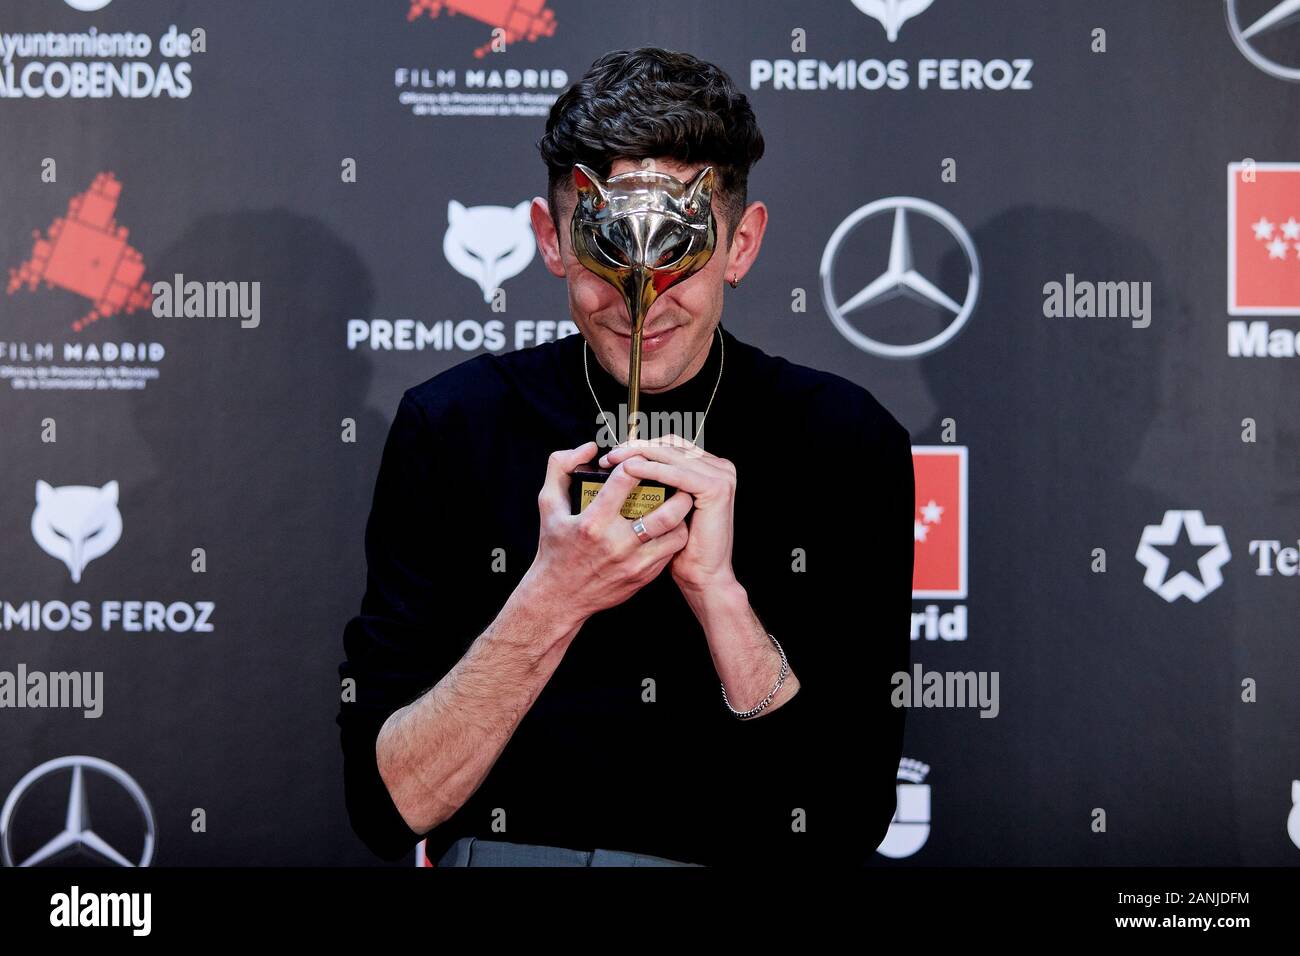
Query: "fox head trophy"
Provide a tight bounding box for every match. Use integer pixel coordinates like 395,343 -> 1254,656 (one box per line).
570,163 -> 717,444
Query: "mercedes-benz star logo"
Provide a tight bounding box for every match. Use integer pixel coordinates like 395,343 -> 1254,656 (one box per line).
0,756 -> 156,867
1226,0 -> 1300,82
1135,510 -> 1233,603
820,197 -> 980,358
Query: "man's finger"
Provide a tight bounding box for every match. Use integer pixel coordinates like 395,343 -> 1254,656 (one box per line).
582,459 -> 645,523
635,521 -> 690,567
539,441 -> 598,515
633,490 -> 693,541
621,455 -> 713,497
600,435 -> 709,467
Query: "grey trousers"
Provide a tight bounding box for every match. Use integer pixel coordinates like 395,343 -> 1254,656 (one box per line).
436,836 -> 702,867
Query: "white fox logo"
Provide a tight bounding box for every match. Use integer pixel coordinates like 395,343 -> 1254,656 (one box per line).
442,199 -> 535,303
31,480 -> 122,583
1289,780 -> 1300,850
853,0 -> 934,42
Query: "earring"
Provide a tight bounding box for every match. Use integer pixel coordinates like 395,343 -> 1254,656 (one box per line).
728,274 -> 739,289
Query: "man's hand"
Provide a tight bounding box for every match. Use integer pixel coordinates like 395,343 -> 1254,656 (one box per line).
600,436 -> 799,714
599,435 -> 738,597
525,440 -> 693,627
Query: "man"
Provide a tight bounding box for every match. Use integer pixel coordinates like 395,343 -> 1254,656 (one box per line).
338,48 -> 914,867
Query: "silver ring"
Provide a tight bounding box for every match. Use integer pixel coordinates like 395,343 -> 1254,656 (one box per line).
631,518 -> 652,543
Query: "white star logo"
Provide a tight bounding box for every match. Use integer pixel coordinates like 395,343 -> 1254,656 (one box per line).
1252,216 -> 1275,240
1281,217 -> 1300,240
1268,237 -> 1291,259
1135,510 -> 1232,603
915,498 -> 944,543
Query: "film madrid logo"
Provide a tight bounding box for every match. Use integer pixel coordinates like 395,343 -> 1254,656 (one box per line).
750,0 -> 1033,94
1227,161 -> 1300,356
911,446 -> 968,642
395,1 -> 567,118
3,172 -> 166,392
347,195 -> 577,354
0,8 -> 201,100
1,479 -> 216,636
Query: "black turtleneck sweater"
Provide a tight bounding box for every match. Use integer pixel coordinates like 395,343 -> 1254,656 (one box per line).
338,323 -> 914,866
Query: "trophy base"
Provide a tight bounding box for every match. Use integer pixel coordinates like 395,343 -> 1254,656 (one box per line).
571,462 -> 675,519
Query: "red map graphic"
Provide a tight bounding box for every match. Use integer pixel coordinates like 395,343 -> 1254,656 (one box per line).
1230,164 -> 1300,313
912,447 -> 966,598
7,172 -> 153,332
408,0 -> 557,58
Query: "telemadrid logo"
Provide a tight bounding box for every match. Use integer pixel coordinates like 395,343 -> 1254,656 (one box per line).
820,197 -> 980,358
1135,510 -> 1232,603
1,756 -> 155,867
1225,0 -> 1300,82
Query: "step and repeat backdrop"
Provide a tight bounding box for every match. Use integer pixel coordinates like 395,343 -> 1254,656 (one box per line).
0,0 -> 1297,867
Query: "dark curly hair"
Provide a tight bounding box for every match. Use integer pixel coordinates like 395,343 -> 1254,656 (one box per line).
537,48 -> 765,245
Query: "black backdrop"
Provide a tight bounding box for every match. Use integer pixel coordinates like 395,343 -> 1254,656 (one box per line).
0,0 -> 1297,866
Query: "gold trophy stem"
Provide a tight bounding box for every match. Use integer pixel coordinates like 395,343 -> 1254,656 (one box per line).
626,323 -> 643,443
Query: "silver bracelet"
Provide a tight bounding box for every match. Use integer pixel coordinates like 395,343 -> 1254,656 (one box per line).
721,632 -> 789,720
